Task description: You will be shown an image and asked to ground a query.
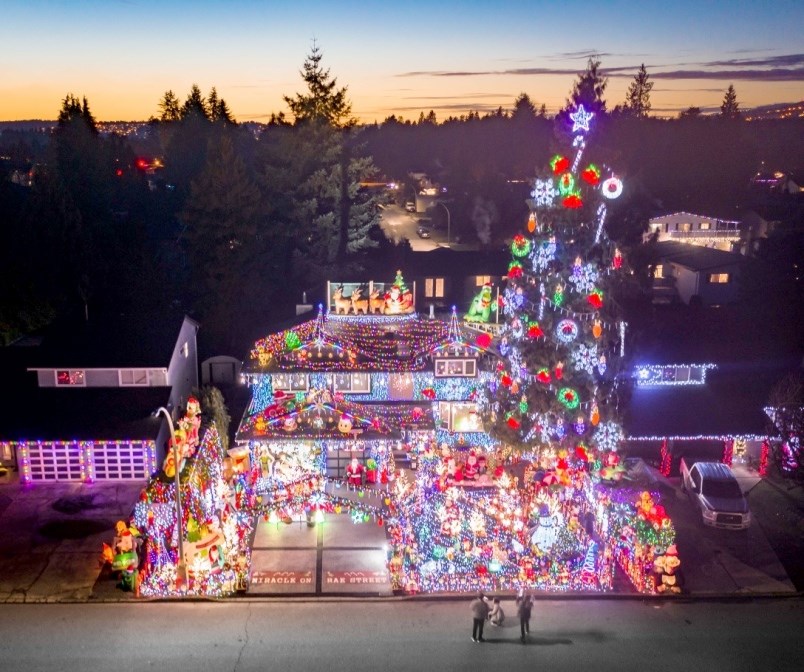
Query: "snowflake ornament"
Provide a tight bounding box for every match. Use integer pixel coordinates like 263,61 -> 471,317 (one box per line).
568,261 -> 600,294
530,236 -> 557,272
594,421 -> 624,452
531,178 -> 557,207
571,343 -> 599,374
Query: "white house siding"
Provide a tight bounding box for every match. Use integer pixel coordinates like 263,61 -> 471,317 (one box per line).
166,317 -> 200,419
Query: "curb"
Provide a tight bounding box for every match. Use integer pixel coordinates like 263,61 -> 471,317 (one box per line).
6,589 -> 803,606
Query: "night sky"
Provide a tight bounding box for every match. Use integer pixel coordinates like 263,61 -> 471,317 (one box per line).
2,0 -> 802,122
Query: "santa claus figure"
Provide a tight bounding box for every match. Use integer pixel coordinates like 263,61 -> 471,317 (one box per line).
345,457 -> 365,487
464,452 -> 479,480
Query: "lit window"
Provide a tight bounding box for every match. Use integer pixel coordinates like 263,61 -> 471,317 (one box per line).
476,275 -> 491,286
435,359 -> 476,378
333,373 -> 371,394
699,222 -> 710,230
425,278 -> 445,298
440,402 -> 483,432
181,342 -> 190,358
272,373 -> 308,392
119,369 -> 148,386
654,264 -> 664,278
680,223 -> 691,232
55,370 -> 85,386
708,273 -> 730,284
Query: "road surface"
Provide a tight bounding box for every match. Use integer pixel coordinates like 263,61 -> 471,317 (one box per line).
379,204 -> 440,251
1,597 -> 802,672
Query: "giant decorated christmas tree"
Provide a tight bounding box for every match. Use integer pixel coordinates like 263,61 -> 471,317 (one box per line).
486,104 -> 626,470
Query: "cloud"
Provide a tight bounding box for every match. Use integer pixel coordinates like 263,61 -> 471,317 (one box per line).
647,68 -> 804,81
703,53 -> 804,68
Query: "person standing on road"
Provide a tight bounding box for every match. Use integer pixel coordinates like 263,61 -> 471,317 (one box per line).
470,591 -> 490,642
516,591 -> 533,643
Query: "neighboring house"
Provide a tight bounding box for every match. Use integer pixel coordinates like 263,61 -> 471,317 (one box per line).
750,171 -> 802,196
406,248 -> 510,318
624,360 -> 790,476
645,211 -> 741,252
0,311 -> 199,483
648,241 -> 744,305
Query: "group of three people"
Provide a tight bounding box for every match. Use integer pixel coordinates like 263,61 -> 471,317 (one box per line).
470,590 -> 533,643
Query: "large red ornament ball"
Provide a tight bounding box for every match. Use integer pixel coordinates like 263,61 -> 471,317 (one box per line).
563,194 -> 583,209
507,416 -> 521,429
587,290 -> 603,309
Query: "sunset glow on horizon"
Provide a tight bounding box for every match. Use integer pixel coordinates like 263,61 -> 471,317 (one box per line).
2,0 -> 803,123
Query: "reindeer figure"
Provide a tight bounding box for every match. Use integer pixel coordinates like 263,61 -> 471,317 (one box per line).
351,286 -> 369,314
332,286 -> 351,314
368,288 -> 384,314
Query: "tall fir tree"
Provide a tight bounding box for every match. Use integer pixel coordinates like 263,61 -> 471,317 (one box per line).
623,64 -> 653,118
720,84 -> 741,119
260,43 -> 379,280
565,58 -> 608,116
485,103 -> 626,465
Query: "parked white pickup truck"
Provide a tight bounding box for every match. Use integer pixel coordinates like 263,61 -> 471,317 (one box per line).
680,458 -> 751,530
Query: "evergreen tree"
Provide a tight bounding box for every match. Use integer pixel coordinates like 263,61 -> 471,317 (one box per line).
720,84 -> 741,119
181,84 -> 210,121
485,104 -> 626,463
678,106 -> 702,119
158,90 -> 181,122
180,134 -> 260,346
623,64 -> 653,118
565,58 -> 608,116
512,93 -> 537,121
260,44 -> 379,280
284,41 -> 353,128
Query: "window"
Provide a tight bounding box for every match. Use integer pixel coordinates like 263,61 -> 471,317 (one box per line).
55,370 -> 85,386
272,373 -> 308,392
425,278 -> 445,298
388,373 -> 414,400
333,373 -> 371,394
181,342 -> 190,358
439,402 -> 483,432
680,223 -> 691,232
708,273 -> 730,284
475,275 -> 491,286
119,369 -> 149,386
654,264 -> 664,278
699,222 -> 711,231
435,359 -> 476,377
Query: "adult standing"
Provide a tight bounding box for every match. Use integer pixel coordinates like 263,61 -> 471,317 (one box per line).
470,591 -> 490,642
516,591 -> 533,643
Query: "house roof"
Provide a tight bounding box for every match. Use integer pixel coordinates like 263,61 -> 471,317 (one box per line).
624,362 -> 792,440
407,248 -> 510,277
25,310 -> 197,369
246,309 -> 485,373
1,385 -> 169,441
236,390 -> 434,442
650,241 -> 744,272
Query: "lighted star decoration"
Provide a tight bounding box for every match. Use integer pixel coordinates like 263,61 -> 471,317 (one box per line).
570,105 -> 594,133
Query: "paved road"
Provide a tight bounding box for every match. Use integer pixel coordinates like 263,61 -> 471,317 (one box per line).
1,598 -> 802,672
379,204 -> 440,250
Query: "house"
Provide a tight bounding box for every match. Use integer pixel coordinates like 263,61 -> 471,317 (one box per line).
406,248 -> 510,319
624,360 -> 789,476
0,311 -> 199,483
648,241 -> 744,305
645,211 -> 742,252
237,285 -> 494,484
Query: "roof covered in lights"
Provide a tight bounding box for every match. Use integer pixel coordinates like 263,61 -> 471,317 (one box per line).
236,387 -> 435,441
246,308 -> 487,374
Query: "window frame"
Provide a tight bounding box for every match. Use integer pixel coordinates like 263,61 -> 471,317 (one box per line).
55,369 -> 86,387
272,373 -> 309,392
435,359 -> 477,378
119,369 -> 149,387
333,372 -> 371,394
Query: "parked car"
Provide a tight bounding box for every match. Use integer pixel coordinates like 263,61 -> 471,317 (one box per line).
405,201 -> 416,213
680,458 -> 751,529
416,225 -> 432,238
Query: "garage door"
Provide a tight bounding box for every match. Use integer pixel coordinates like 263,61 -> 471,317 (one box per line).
18,440 -> 156,483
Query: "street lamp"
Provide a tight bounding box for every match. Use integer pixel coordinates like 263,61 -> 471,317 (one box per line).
153,406 -> 187,585
437,202 -> 451,247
